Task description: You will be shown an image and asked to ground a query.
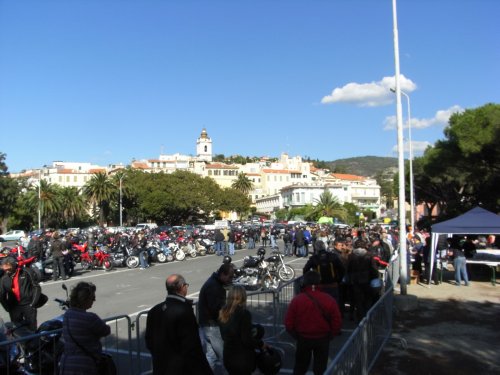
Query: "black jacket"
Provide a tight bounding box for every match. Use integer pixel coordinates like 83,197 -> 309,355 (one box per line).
0,267 -> 41,310
51,239 -> 65,258
198,272 -> 227,326
145,294 -> 212,375
219,307 -> 262,374
303,250 -> 345,284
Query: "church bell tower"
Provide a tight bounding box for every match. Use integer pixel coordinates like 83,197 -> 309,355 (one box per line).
196,128 -> 213,162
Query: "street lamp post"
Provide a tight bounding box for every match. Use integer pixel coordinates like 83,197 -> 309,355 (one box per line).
38,169 -> 42,230
119,174 -> 124,227
390,88 -> 415,235
400,90 -> 415,235
392,0 -> 408,295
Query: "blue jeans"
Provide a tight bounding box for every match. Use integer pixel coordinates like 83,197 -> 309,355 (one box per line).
297,245 -> 306,257
200,325 -> 224,374
284,242 -> 292,256
215,241 -> 224,255
228,242 -> 235,255
270,235 -> 277,248
139,250 -> 149,268
248,237 -> 255,249
454,256 -> 469,285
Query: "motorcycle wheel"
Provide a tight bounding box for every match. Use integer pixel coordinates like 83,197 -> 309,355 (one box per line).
277,265 -> 295,281
175,250 -> 186,261
103,259 -> 113,271
156,252 -> 168,263
126,256 -> 140,269
166,254 -> 174,262
189,250 -> 197,258
198,250 -> 206,256
81,260 -> 92,271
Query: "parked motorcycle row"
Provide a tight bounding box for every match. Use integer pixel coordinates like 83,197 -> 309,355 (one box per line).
0,228 -> 224,282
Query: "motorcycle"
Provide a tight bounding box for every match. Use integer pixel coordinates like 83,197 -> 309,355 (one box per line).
265,249 -> 295,281
197,237 -> 214,254
166,242 -> 185,261
232,248 -> 281,291
0,286 -> 69,374
150,240 -> 174,263
81,244 -> 113,271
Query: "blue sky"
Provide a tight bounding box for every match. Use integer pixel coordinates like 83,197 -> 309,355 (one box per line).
1,0 -> 499,173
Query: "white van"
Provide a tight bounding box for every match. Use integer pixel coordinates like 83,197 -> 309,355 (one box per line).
135,223 -> 158,231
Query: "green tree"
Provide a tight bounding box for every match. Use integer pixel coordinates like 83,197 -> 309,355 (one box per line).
231,173 -> 253,195
414,103 -> 500,218
311,190 -> 347,222
0,153 -> 21,231
83,172 -> 115,226
59,186 -> 87,226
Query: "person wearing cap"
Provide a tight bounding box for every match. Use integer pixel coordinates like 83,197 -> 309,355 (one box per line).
285,270 -> 342,375
0,257 -> 45,330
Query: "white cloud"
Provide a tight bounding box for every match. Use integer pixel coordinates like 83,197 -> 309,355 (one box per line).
384,105 -> 464,130
392,141 -> 433,155
321,74 -> 416,107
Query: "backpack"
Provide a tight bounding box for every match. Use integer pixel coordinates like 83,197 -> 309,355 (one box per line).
316,252 -> 336,284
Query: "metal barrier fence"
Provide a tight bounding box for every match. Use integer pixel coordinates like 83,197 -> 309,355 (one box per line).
0,314 -> 134,375
1,265 -> 397,375
324,280 -> 394,374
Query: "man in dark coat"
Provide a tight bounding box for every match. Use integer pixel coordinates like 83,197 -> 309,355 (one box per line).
295,227 -> 306,257
51,231 -> 68,280
198,263 -> 234,373
145,274 -> 213,375
303,241 -> 345,306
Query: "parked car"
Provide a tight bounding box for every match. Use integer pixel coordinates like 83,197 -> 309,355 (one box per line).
0,230 -> 25,242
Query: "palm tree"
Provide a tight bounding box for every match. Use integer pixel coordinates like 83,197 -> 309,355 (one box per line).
312,190 -> 348,222
83,172 -> 115,226
26,180 -> 61,228
232,173 -> 253,195
59,186 -> 87,226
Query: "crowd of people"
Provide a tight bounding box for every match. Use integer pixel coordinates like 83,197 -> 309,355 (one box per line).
2,219 -> 498,374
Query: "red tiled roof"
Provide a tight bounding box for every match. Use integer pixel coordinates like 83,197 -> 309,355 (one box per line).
88,168 -> 106,174
262,169 -> 301,174
206,163 -> 239,169
330,173 -> 366,181
131,162 -> 149,170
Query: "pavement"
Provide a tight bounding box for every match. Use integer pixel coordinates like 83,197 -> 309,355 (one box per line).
371,266 -> 500,375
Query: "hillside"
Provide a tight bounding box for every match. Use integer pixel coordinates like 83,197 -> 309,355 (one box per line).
323,156 -> 398,177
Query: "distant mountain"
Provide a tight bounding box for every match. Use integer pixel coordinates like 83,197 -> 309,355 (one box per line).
322,156 -> 398,178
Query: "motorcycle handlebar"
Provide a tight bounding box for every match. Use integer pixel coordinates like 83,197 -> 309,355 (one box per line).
54,298 -> 69,307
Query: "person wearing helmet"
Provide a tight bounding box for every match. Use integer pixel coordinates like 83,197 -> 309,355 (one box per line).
222,256 -> 232,265
257,247 -> 266,257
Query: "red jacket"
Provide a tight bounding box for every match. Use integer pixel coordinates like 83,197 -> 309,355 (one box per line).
285,286 -> 342,339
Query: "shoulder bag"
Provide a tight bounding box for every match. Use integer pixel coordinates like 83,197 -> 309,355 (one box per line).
304,292 -> 333,338
65,316 -> 117,375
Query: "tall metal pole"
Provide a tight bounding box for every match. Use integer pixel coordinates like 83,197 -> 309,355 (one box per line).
38,169 -> 42,230
119,176 -> 123,227
400,90 -> 415,234
392,0 -> 408,294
